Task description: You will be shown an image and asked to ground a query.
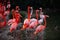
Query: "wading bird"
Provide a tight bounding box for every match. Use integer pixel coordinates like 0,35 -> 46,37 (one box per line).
34,13 -> 49,35
8,6 -> 22,32
21,6 -> 32,30
28,9 -> 39,29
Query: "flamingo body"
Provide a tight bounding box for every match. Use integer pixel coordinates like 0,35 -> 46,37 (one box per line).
10,22 -> 18,32
34,25 -> 46,35
8,19 -> 13,26
38,19 -> 43,24
8,18 -> 18,32
21,19 -> 30,30
29,21 -> 37,29
29,18 -> 38,29
30,18 -> 37,23
40,14 -> 45,19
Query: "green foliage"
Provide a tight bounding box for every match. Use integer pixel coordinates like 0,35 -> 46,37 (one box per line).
20,11 -> 27,19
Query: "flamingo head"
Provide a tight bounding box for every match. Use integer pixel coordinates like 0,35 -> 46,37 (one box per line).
16,6 -> 20,10
39,7 -> 42,12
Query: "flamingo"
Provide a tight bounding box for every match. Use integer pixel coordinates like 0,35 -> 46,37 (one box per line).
30,7 -> 33,18
7,18 -> 18,32
34,8 -> 49,35
7,19 -> 13,26
7,6 -> 22,32
3,1 -> 10,21
38,7 -> 49,25
21,6 -> 31,30
0,1 -> 10,28
4,10 -> 10,21
11,6 -> 22,23
14,6 -> 22,23
0,3 -> 4,15
9,18 -> 18,32
7,1 -> 11,11
11,9 -> 15,18
7,1 -> 11,10
0,3 -> 3,15
38,12 -> 45,25
0,3 -> 6,28
34,14 -> 49,35
14,12 -> 22,23
28,9 -> 39,29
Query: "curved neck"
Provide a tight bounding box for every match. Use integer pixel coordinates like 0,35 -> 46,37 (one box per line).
30,9 -> 33,15
44,16 -> 46,26
36,10 -> 39,23
28,6 -> 30,19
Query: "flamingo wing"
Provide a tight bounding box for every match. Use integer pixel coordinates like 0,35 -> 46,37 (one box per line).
10,22 -> 18,32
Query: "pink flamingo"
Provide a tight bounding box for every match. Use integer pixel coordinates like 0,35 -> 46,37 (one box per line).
34,8 -> 49,35
0,1 -> 10,28
12,6 -> 22,23
9,18 -> 18,32
28,9 -> 39,29
34,14 -> 49,35
21,6 -> 31,30
7,19 -> 13,26
7,18 -> 18,32
0,3 -> 6,28
0,3 -> 4,15
0,3 -> 2,14
7,1 -> 11,11
4,10 -> 10,21
8,6 -> 22,32
38,7 -> 49,25
30,7 -> 33,18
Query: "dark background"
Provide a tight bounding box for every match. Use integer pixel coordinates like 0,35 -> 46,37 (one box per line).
10,0 -> 60,10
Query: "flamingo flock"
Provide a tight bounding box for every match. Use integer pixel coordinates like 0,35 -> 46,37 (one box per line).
0,1 -> 49,40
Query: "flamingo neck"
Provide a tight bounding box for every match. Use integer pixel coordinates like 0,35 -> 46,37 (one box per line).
30,9 -> 33,17
28,6 -> 30,20
36,10 -> 38,24
44,16 -> 46,27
